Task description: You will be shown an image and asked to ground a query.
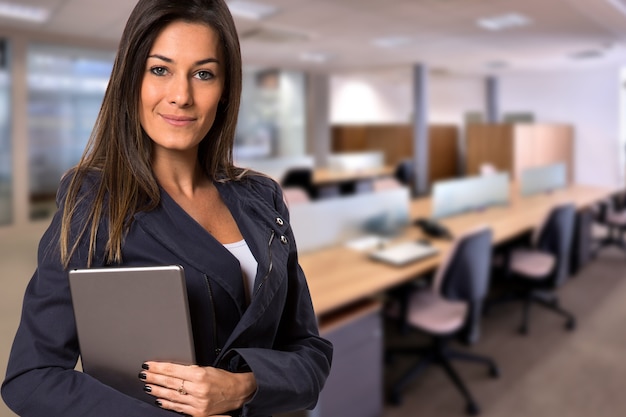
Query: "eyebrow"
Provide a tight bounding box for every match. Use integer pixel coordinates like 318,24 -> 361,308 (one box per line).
147,54 -> 220,66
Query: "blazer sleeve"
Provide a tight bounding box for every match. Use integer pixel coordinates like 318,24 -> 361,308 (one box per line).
226,180 -> 333,417
1,177 -> 173,417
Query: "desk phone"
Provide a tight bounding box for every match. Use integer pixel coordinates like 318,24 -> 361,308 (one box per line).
414,217 -> 453,240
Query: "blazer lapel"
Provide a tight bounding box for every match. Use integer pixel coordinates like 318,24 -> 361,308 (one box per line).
134,188 -> 248,315
216,180 -> 291,345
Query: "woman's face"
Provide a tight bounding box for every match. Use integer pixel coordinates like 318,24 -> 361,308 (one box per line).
139,20 -> 224,155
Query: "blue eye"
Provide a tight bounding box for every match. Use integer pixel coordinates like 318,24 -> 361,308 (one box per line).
195,70 -> 214,81
150,66 -> 168,76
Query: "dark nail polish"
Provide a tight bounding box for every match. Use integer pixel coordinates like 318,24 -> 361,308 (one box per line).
142,363 -> 149,370
143,385 -> 152,393
155,400 -> 163,407
138,372 -> 146,380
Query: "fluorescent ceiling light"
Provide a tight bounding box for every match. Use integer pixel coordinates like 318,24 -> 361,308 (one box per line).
372,36 -> 412,48
569,49 -> 604,60
477,13 -> 532,31
0,1 -> 49,23
227,1 -> 278,20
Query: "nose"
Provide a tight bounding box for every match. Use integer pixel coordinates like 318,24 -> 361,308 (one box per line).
168,75 -> 193,107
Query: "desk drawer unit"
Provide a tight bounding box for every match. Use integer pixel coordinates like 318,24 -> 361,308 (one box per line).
278,301 -> 383,417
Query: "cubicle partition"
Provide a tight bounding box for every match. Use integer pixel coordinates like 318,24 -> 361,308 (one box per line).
520,163 -> 567,196
331,124 -> 459,186
288,186 -> 411,253
431,173 -> 510,219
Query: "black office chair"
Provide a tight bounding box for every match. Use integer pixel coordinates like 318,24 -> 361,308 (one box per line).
394,159 -> 414,188
590,196 -> 626,257
281,167 -> 340,200
281,168 -> 315,199
386,226 -> 498,416
489,203 -> 577,334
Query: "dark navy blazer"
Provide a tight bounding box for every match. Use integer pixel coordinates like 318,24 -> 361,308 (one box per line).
1,173 -> 333,417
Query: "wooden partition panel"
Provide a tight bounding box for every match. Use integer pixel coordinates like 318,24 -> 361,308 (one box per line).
430,125 -> 460,182
466,124 -> 514,175
466,123 -> 573,182
331,124 -> 459,186
532,124 -> 574,181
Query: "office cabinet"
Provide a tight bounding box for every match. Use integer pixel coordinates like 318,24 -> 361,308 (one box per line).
277,301 -> 383,417
465,123 -> 573,181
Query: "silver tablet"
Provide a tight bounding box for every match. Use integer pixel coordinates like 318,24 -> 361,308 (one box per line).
69,265 -> 196,403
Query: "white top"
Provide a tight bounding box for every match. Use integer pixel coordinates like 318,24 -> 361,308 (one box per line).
223,239 -> 258,304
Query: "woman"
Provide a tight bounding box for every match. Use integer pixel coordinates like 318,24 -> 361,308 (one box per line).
1,0 -> 332,416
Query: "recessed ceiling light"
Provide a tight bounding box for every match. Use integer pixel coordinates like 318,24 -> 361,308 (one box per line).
0,1 -> 49,23
485,60 -> 509,69
299,52 -> 332,63
477,13 -> 532,31
227,1 -> 278,20
372,36 -> 412,48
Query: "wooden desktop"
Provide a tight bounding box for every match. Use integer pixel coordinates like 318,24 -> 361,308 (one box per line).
312,165 -> 394,185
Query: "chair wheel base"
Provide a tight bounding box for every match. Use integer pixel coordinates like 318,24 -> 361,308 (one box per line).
387,391 -> 402,406
489,365 -> 500,378
466,402 -> 480,415
518,325 -> 528,335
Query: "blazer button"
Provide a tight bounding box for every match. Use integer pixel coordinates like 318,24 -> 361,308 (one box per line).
276,217 -> 284,226
280,235 -> 288,244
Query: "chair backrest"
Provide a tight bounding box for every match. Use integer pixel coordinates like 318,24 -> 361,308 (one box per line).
479,163 -> 497,176
372,177 -> 403,192
533,203 -> 576,287
281,168 -> 315,198
282,187 -> 311,207
432,226 -> 493,344
394,159 -> 414,186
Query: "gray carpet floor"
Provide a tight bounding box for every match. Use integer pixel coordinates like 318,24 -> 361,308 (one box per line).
383,247 -> 626,417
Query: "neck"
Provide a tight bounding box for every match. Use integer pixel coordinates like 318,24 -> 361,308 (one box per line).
152,151 -> 209,197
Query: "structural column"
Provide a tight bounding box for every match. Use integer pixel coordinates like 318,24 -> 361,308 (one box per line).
412,64 -> 429,196
485,75 -> 500,123
306,73 -> 331,168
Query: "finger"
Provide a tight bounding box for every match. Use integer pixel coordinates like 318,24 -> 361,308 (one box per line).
154,397 -> 195,416
143,383 -> 195,405
139,370 -> 191,396
143,361 -> 194,378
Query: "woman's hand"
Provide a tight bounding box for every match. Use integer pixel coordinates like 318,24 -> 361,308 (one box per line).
139,361 -> 257,417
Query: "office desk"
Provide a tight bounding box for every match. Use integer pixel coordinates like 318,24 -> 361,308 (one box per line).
312,166 -> 394,185
301,184 -> 613,318
290,184 -> 613,417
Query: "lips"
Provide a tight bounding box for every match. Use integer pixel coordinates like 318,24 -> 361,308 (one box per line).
160,114 -> 196,127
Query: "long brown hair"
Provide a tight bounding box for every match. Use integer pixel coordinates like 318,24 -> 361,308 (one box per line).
60,0 -> 243,267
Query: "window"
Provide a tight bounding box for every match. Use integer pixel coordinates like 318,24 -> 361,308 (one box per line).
27,44 -> 114,219
0,39 -> 11,225
235,69 -> 306,161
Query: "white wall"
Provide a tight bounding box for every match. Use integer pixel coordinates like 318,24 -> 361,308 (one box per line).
330,68 -> 484,125
330,69 -> 412,124
500,66 -> 622,188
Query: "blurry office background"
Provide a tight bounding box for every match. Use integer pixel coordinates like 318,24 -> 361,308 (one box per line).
2,0 -> 626,416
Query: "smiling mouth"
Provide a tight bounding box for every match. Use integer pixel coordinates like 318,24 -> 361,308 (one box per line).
160,114 -> 196,126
